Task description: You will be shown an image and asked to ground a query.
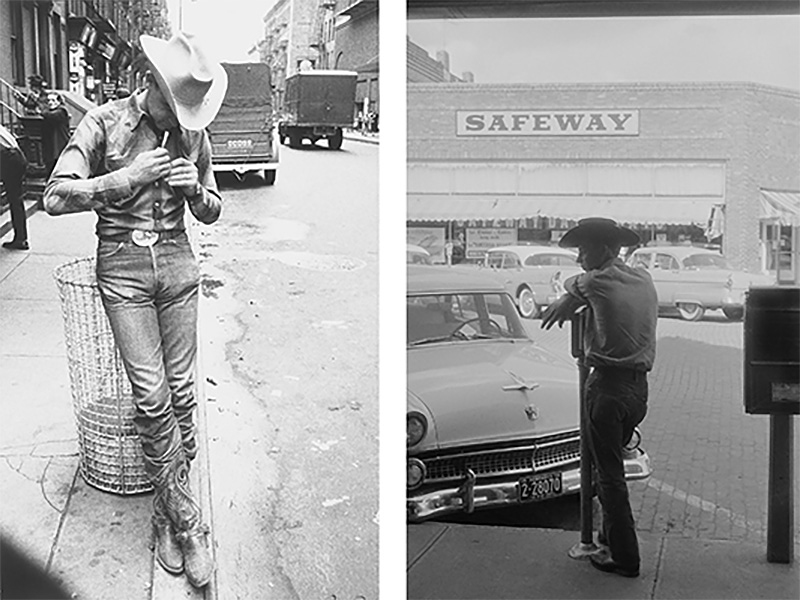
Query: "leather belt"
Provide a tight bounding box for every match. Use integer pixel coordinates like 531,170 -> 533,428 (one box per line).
593,366 -> 646,380
99,229 -> 185,247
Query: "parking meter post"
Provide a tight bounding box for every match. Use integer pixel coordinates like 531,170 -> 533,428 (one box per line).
767,414 -> 794,563
568,308 -> 598,559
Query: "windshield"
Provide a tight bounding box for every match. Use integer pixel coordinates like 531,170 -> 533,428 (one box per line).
407,292 -> 529,346
682,253 -> 732,270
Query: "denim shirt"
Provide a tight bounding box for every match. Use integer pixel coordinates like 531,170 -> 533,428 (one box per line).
564,257 -> 658,371
43,93 -> 221,238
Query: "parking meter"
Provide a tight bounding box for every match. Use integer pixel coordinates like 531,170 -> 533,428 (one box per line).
568,306 -> 597,559
743,286 -> 798,564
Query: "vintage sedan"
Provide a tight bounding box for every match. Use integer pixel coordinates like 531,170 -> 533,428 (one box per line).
406,265 -> 652,522
626,246 -> 775,321
482,245 -> 582,319
407,244 -> 433,265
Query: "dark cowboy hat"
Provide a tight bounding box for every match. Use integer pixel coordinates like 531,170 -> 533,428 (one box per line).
559,217 -> 640,248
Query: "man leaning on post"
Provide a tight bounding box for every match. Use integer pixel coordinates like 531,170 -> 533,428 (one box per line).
43,32 -> 228,588
541,217 -> 658,579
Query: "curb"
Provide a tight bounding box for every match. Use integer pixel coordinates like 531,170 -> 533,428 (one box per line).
344,133 -> 379,146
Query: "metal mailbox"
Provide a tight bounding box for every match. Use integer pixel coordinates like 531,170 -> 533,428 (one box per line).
744,286 -> 800,415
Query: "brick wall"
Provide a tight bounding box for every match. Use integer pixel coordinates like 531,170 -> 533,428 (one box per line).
408,81 -> 800,271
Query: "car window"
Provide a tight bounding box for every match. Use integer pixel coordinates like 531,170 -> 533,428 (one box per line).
486,253 -> 503,268
654,253 -> 679,270
525,253 -> 558,266
504,253 -> 522,268
557,255 -> 578,267
407,292 -> 528,345
682,253 -> 731,269
629,252 -> 651,268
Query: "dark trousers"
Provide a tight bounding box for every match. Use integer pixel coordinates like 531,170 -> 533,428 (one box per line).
1,146 -> 28,242
585,367 -> 648,569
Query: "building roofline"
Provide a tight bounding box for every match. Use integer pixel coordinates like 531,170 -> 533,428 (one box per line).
408,80 -> 800,98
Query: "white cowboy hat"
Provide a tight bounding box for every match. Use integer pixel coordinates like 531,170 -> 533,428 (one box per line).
140,32 -> 227,130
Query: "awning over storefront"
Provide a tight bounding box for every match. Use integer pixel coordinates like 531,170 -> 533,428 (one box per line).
760,190 -> 800,226
407,194 -> 719,227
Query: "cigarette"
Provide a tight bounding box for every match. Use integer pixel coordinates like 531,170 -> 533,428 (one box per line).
160,131 -> 169,147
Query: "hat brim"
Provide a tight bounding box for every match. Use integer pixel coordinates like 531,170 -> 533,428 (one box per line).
559,223 -> 640,248
141,35 -> 228,131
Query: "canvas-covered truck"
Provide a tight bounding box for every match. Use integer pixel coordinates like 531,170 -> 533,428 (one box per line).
278,70 -> 357,150
207,62 -> 278,185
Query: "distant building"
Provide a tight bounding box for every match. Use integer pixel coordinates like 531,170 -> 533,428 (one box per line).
408,81 -> 800,283
332,0 -> 378,119
407,38 -> 469,83
257,0 -> 377,120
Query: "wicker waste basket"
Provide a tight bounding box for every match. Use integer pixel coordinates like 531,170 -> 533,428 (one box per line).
54,257 -> 152,495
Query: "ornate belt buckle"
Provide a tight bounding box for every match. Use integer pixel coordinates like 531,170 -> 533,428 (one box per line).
131,230 -> 159,247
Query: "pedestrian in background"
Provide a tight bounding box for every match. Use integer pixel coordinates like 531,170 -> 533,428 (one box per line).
0,124 -> 29,250
541,217 -> 658,579
41,91 -> 71,178
43,31 -> 228,589
14,74 -> 48,115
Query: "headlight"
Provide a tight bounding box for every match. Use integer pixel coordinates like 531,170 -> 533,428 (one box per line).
407,458 -> 426,489
407,412 -> 427,447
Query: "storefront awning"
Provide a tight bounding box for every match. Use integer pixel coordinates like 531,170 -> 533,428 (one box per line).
407,194 -> 719,227
760,190 -> 800,227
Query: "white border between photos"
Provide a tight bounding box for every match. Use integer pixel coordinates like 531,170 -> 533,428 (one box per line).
380,0 -> 407,598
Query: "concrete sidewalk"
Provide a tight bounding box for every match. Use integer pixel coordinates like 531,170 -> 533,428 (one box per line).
344,128 -> 379,145
408,521 -> 800,599
0,209 -> 212,599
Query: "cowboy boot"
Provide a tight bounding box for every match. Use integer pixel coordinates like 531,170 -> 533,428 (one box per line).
162,456 -> 214,588
152,488 -> 184,574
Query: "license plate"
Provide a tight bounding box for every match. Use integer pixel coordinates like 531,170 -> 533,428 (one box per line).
226,139 -> 253,150
518,472 -> 563,502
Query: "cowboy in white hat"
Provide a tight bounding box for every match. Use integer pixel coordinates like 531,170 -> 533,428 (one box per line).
43,31 -> 227,588
542,217 -> 658,579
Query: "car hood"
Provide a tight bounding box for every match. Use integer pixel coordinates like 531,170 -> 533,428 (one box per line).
408,340 -> 579,451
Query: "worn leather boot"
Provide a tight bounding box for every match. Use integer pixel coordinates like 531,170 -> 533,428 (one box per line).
162,456 -> 214,588
152,490 -> 184,574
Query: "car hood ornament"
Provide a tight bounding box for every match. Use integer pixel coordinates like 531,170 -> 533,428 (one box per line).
503,371 -> 541,421
502,370 -> 540,392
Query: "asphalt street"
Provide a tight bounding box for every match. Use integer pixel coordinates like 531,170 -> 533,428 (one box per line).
196,138 -> 378,599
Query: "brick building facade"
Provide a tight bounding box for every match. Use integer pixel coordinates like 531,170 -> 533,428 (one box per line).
407,81 -> 799,280
333,0 -> 378,118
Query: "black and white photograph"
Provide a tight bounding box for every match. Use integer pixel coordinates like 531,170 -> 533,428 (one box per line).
0,0 -> 378,598
406,2 -> 799,599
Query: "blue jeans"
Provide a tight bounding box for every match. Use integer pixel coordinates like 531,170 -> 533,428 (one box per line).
585,367 -> 648,569
95,232 -> 200,481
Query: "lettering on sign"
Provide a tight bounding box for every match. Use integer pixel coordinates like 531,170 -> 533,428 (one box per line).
456,110 -> 639,136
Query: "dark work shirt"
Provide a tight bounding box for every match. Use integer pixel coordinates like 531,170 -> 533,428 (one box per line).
564,257 -> 658,371
43,93 -> 221,238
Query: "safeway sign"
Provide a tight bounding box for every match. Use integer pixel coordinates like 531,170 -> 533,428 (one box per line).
456,110 -> 639,136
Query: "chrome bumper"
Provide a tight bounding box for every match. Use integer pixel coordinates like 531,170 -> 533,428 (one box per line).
407,449 -> 651,522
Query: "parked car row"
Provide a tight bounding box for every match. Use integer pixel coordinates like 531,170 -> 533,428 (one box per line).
626,246 -> 775,321
406,243 -> 777,322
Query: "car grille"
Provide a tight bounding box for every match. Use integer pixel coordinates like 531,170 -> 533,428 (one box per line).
421,431 -> 580,482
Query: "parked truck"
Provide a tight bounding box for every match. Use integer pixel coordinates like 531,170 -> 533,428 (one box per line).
278,70 -> 358,150
207,62 -> 278,185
